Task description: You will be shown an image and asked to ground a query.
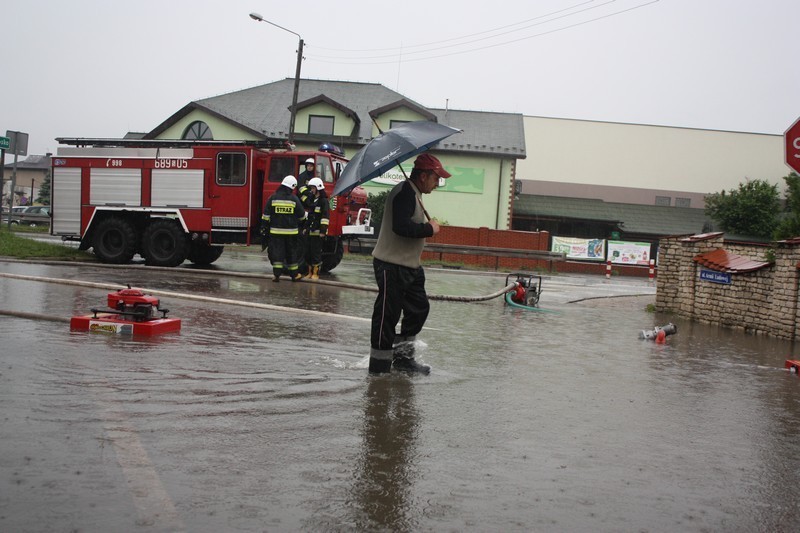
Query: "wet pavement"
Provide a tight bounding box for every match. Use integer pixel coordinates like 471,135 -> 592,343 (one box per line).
1,248 -> 799,532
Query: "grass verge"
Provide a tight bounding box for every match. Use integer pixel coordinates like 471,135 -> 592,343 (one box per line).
0,226 -> 95,261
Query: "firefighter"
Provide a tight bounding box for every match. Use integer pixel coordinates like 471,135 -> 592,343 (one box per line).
297,158 -> 315,188
261,175 -> 307,282
304,177 -> 330,280
295,158 -> 316,266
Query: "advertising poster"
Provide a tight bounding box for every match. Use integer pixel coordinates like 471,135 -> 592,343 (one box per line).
551,236 -> 606,261
607,241 -> 652,265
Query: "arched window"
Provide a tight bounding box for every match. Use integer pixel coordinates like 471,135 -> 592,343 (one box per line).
183,121 -> 213,140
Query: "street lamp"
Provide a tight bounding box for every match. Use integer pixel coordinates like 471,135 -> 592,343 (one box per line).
249,12 -> 304,146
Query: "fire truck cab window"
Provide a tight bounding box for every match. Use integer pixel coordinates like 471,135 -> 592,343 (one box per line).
318,157 -> 334,184
268,157 -> 294,183
333,161 -> 344,181
216,153 -> 247,186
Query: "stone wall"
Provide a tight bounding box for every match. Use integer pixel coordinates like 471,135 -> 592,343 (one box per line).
655,233 -> 800,339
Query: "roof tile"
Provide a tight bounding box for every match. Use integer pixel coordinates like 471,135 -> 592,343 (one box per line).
693,248 -> 772,273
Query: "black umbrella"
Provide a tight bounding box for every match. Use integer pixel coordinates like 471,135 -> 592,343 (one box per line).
332,121 -> 461,197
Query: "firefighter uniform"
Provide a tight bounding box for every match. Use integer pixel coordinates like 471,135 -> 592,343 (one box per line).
295,182 -> 314,268
304,179 -> 330,279
262,179 -> 306,281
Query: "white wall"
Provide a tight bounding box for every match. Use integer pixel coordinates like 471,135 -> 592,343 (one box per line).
518,116 -> 788,196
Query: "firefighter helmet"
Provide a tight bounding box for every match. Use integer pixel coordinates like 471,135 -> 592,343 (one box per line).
304,158 -> 315,165
281,175 -> 298,189
308,178 -> 324,191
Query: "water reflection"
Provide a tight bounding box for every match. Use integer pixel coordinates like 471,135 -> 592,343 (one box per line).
350,376 -> 419,531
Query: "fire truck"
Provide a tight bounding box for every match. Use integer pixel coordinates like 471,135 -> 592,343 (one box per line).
50,138 -> 371,271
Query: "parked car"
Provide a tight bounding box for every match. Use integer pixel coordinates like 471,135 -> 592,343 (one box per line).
1,206 -> 26,224
8,205 -> 51,226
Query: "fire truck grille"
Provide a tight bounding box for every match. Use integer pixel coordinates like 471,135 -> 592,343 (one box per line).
212,217 -> 249,228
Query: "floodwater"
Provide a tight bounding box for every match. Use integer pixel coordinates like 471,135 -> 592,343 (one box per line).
1,252 -> 799,532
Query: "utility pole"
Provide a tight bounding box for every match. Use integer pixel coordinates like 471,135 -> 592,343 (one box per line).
249,13 -> 304,146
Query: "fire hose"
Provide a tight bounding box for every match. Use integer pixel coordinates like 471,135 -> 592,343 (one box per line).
0,270 -> 517,326
0,259 -> 517,303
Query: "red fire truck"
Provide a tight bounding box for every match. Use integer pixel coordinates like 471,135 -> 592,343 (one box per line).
50,138 -> 370,271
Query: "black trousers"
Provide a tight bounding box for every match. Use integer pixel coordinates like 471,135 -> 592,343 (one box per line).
370,258 -> 430,355
306,235 -> 323,267
267,234 -> 300,275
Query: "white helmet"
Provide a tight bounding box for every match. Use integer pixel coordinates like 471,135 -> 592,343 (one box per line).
304,158 -> 315,165
308,177 -> 324,191
281,175 -> 298,189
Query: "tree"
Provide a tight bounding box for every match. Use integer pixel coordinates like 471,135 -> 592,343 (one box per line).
774,172 -> 800,240
366,190 -> 389,228
704,178 -> 780,239
35,171 -> 51,205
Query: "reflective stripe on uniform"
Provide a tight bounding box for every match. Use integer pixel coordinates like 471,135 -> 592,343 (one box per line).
270,227 -> 299,235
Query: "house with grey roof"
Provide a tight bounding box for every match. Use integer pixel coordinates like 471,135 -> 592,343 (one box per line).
145,78 -> 526,229
2,153 -> 52,207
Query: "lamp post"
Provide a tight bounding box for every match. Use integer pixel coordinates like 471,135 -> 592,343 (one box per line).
249,12 -> 304,146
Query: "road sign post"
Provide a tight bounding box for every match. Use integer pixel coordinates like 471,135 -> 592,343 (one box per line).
785,117 -> 800,174
4,131 -> 29,228
0,137 -> 8,210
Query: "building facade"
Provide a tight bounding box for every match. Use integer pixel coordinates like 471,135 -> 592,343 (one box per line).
145,78 -> 526,230
513,116 -> 788,243
82,78 -> 789,243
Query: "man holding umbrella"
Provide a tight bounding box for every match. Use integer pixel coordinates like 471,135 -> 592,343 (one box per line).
369,153 -> 451,374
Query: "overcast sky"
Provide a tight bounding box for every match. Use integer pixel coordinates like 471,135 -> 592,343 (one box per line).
2,0 -> 798,156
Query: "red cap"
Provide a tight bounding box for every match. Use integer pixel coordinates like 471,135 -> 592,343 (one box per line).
413,153 -> 451,178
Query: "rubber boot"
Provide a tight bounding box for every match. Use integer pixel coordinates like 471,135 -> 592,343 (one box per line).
310,265 -> 320,280
393,340 -> 415,358
272,272 -> 280,283
369,348 -> 393,374
392,356 -> 431,375
368,357 -> 392,374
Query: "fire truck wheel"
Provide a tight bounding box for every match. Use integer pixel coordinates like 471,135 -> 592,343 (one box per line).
187,242 -> 224,265
321,237 -> 344,273
141,219 -> 189,267
93,217 -> 137,264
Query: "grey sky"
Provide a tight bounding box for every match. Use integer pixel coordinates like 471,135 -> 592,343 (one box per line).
2,0 -> 798,156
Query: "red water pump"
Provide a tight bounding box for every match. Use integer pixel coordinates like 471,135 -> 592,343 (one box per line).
70,285 -> 181,335
106,287 -> 164,321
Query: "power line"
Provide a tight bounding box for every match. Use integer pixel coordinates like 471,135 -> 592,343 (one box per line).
311,0 -> 598,53
307,0 -> 659,66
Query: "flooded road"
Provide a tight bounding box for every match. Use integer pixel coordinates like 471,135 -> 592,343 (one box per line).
1,252 -> 799,532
